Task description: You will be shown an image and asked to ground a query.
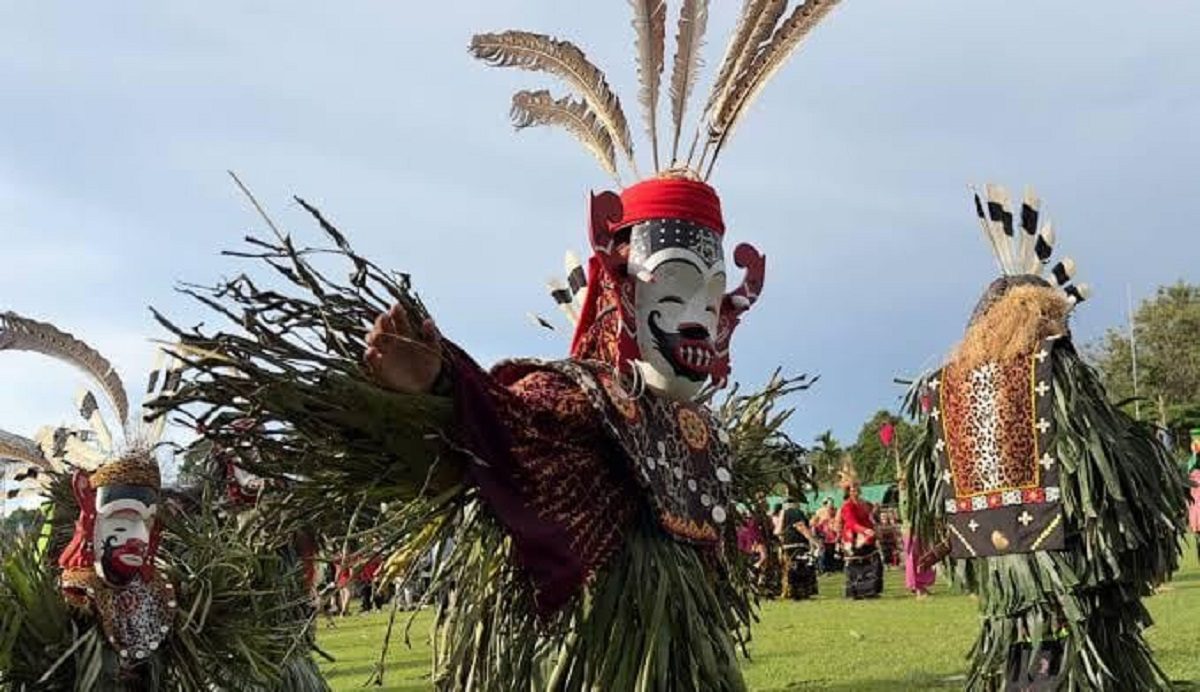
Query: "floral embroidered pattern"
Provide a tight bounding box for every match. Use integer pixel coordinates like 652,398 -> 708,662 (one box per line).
676,407 -> 709,452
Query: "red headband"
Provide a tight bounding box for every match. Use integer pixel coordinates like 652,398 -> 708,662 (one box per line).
617,178 -> 725,234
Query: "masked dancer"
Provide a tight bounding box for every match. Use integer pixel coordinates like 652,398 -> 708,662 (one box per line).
157,1 -> 846,689
903,186 -> 1188,691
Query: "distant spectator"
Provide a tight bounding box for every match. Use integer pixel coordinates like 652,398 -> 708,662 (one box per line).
811,497 -> 842,573
780,502 -> 818,600
840,480 -> 883,599
1189,432 -> 1200,562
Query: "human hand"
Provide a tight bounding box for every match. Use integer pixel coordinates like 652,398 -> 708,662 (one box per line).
364,304 -> 443,394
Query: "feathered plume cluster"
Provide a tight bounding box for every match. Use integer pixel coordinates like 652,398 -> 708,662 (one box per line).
0,312 -> 129,424
529,251 -> 589,333
971,184 -> 1091,307
0,311 -> 184,475
0,428 -> 53,502
836,454 -> 859,490
0,428 -> 52,471
470,0 -> 844,185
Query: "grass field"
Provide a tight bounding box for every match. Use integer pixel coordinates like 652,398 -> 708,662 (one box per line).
319,541 -> 1200,690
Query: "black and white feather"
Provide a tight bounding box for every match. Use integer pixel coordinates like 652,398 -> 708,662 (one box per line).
143,347 -> 185,442
970,184 -> 1089,309
0,428 -> 55,503
544,250 -> 589,329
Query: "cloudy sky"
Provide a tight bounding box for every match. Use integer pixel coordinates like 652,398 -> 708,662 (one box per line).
1,1 -> 1197,483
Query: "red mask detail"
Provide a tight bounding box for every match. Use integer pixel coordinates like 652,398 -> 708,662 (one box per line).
58,471 -> 97,571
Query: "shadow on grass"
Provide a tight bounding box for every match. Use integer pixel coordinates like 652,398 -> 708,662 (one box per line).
758,676 -> 962,691
1167,568 -> 1200,586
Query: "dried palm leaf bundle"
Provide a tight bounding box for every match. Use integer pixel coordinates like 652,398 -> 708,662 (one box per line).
148,195 -> 818,688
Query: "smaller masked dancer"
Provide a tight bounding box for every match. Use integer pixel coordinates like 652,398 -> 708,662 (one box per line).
0,312 -> 325,690
899,478 -> 935,598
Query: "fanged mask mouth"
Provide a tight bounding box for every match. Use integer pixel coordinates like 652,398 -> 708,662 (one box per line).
648,312 -> 714,380
672,342 -> 715,374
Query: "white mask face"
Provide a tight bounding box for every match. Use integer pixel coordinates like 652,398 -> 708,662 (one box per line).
629,219 -> 726,400
231,463 -> 264,492
93,486 -> 157,586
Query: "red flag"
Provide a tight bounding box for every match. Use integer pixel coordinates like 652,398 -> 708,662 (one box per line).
879,422 -> 896,448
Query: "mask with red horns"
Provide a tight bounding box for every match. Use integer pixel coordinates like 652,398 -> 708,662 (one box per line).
570,176 -> 764,399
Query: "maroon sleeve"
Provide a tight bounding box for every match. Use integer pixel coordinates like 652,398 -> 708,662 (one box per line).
444,344 -> 638,614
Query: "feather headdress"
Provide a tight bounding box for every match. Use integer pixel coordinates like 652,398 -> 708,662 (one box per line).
543,250 -> 589,330
471,0 -> 845,184
970,184 -> 1090,309
0,312 -> 129,425
0,428 -> 52,470
0,312 -> 185,464
836,454 -> 859,490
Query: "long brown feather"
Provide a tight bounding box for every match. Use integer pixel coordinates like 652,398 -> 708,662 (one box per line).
510,90 -> 620,183
703,0 -> 768,117
667,0 -> 709,165
685,0 -> 767,166
0,428 -> 52,470
706,0 -> 842,174
706,0 -> 784,125
0,312 -> 129,425
471,31 -> 637,175
631,0 -> 667,172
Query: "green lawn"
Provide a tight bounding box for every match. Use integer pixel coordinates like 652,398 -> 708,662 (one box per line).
319,542 -> 1200,690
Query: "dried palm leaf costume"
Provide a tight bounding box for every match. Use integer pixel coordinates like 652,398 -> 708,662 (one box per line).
149,2 -> 838,689
903,187 -> 1189,691
0,312 -> 325,691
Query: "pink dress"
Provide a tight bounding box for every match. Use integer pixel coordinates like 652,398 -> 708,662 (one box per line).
904,532 -> 936,593
737,518 -> 763,555
1188,469 -> 1200,534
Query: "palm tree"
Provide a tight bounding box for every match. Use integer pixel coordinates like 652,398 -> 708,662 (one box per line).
810,430 -> 843,488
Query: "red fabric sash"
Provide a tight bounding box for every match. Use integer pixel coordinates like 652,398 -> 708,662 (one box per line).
618,178 -> 725,234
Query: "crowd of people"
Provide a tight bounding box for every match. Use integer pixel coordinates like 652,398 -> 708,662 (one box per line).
319,539 -> 445,618
737,462 -> 936,603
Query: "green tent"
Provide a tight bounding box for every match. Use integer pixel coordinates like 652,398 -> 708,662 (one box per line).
766,483 -> 898,514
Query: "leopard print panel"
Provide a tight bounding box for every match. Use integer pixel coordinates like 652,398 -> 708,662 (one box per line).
929,338 -> 1064,558
941,353 -> 1037,496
